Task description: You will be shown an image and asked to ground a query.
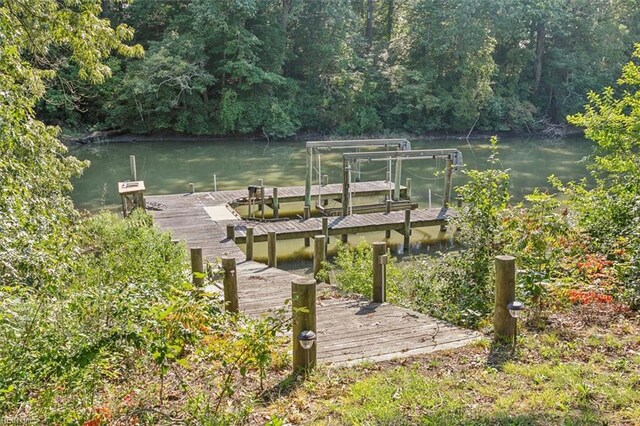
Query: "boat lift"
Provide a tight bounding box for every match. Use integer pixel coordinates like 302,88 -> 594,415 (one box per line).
341,149 -> 463,216
304,139 -> 412,216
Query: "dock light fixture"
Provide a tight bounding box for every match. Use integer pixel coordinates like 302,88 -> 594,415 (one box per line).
297,329 -> 316,377
507,300 -> 525,351
297,330 -> 316,350
507,300 -> 525,318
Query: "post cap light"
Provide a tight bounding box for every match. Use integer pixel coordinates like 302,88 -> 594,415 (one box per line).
297,330 -> 316,350
507,300 -> 525,318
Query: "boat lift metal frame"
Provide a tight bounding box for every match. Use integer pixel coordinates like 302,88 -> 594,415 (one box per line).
304,139 -> 412,213
341,149 -> 463,216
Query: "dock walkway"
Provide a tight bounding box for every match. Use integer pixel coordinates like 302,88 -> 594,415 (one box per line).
232,207 -> 454,243
227,181 -> 406,207
147,188 -> 480,365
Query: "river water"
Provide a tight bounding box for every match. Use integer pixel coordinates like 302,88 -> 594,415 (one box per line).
69,136 -> 594,268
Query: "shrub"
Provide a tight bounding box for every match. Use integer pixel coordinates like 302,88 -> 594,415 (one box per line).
317,240 -> 403,303
0,210 -> 288,423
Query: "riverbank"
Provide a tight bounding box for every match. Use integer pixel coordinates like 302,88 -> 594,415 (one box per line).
61,126 -> 584,146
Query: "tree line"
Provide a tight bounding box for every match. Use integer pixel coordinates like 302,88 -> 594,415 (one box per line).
42,0 -> 640,137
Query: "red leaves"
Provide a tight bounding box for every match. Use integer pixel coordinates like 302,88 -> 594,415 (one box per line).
567,289 -> 613,305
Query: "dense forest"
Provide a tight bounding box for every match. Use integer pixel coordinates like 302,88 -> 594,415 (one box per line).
42,0 -> 640,136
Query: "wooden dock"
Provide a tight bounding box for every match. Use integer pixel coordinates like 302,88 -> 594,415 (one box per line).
231,207 -> 455,243
228,181 -> 407,208
146,187 -> 480,365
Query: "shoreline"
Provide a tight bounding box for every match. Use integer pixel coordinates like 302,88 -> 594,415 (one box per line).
62,127 -> 584,146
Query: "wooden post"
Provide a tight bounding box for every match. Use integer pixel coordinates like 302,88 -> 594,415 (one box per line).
245,226 -> 254,261
226,224 -> 235,241
268,231 -> 277,268
304,147 -> 312,211
404,209 -> 411,249
406,177 -> 412,200
342,159 -> 350,217
222,257 -> 239,313
259,180 -> 265,219
190,248 -> 204,287
322,217 -> 329,247
273,187 -> 279,219
494,255 -> 516,342
303,205 -> 311,220
189,182 -> 195,194
130,155 -> 137,181
292,278 -> 317,374
385,200 -> 392,238
372,242 -> 386,303
313,235 -> 326,280
393,158 -> 402,201
120,195 -> 128,218
443,158 -> 453,207
248,187 -> 253,218
322,174 -> 328,186
213,174 -> 217,192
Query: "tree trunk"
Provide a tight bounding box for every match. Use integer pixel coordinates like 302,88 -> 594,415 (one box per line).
366,0 -> 374,51
281,0 -> 291,34
386,0 -> 394,42
534,22 -> 545,92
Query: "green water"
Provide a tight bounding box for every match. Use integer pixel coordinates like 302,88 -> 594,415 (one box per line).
70,136 -> 593,211
69,136 -> 594,271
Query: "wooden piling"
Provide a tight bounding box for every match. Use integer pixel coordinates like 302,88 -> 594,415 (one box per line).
222,257 -> 239,313
245,226 -> 254,260
443,159 -> 453,207
260,183 -> 265,220
130,155 -> 137,181
322,175 -> 329,205
189,183 -> 195,194
372,242 -> 386,303
268,231 -> 277,267
120,195 -> 128,218
190,248 -> 204,286
226,224 -> 235,241
273,187 -> 279,218
292,278 -> 317,374
404,209 -> 411,249
494,255 -> 516,342
313,235 -> 327,280
304,205 -> 311,220
385,200 -> 392,238
322,217 -> 329,246
406,177 -> 412,200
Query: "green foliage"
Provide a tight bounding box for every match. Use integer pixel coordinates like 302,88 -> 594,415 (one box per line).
0,0 -> 141,288
41,0 -> 640,135
318,240 -> 403,303
0,211 -> 289,423
407,138 -> 511,327
501,189 -> 574,313
563,43 -> 640,308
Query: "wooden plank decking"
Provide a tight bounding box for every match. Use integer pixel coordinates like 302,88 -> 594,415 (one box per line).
228,180 -> 406,207
147,187 -> 480,365
232,207 -> 456,242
